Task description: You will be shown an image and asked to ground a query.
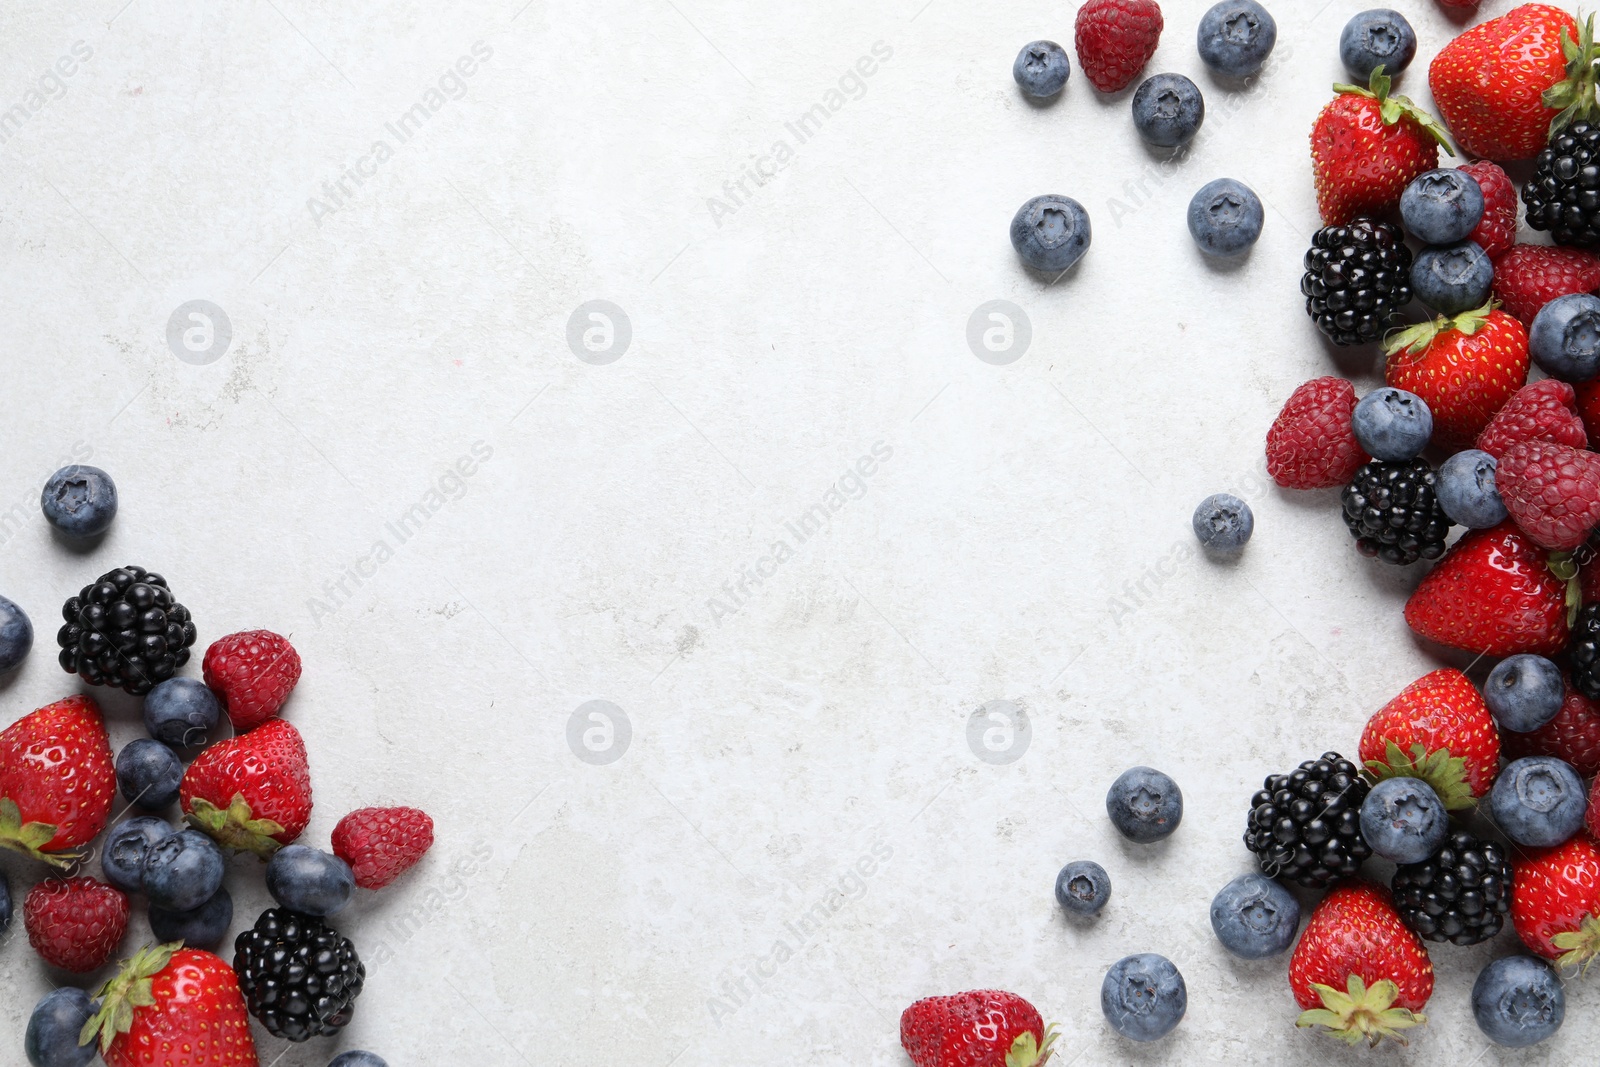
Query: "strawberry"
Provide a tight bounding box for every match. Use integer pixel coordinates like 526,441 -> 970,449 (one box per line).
1311,69 -> 1449,226
1266,377 -> 1369,489
1459,161 -> 1518,259
1359,669 -> 1500,805
203,630 -> 302,733
82,943 -> 259,1067
180,718 -> 312,856
1074,0 -> 1162,94
1291,882 -> 1432,1047
1429,5 -> 1586,161
332,806 -> 435,889
1476,379 -> 1587,459
1503,683 -> 1600,775
24,876 -> 129,972
1497,439 -> 1600,549
1404,523 -> 1575,657
1491,245 -> 1600,329
1383,302 -> 1530,449
1510,835 -> 1600,967
0,694 -> 115,864
901,990 -> 1055,1067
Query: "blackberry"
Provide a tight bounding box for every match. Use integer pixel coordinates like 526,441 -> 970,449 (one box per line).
1570,602 -> 1600,700
1340,459 -> 1452,565
55,566 -> 196,696
1523,122 -> 1600,248
234,907 -> 365,1042
1391,829 -> 1512,945
1300,217 -> 1413,346
1244,751 -> 1371,889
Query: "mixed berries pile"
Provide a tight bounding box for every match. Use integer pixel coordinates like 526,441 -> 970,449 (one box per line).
0,468 -> 431,1067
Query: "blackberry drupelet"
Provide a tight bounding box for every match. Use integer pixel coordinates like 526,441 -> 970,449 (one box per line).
1391,829 -> 1511,945
1524,122 -> 1600,248
55,565 -> 196,696
1341,459 -> 1452,565
1244,752 -> 1371,889
1570,602 -> 1600,700
234,907 -> 365,1042
1301,217 -> 1413,346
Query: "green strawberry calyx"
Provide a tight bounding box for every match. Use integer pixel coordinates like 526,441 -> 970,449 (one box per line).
0,797 -> 77,869
1296,975 -> 1426,1047
1006,1024 -> 1058,1067
1552,913 -> 1600,973
1547,550 -> 1583,630
185,793 -> 285,858
1363,741 -> 1475,811
1383,299 -> 1498,358
81,941 -> 181,1054
1333,66 -> 1455,154
1544,14 -> 1600,136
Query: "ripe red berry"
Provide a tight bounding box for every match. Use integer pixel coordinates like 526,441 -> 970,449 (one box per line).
24,876 -> 129,972
332,806 -> 435,889
1075,0 -> 1163,94
203,630 -> 302,732
1496,439 -> 1600,550
1266,377 -> 1369,489
1504,685 -> 1600,777
1491,245 -> 1600,329
1458,161 -> 1517,258
1476,379 -> 1587,459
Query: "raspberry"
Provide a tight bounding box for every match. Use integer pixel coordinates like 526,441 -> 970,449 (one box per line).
1075,0 -> 1163,93
24,876 -> 129,972
1458,161 -> 1517,259
203,630 -> 302,732
1475,379 -> 1588,458
1266,377 -> 1370,489
1491,244 -> 1600,329
1504,685 -> 1600,776
1576,379 -> 1600,444
331,807 -> 435,889
1496,439 -> 1600,550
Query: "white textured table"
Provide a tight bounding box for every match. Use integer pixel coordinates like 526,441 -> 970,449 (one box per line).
0,0 -> 1587,1063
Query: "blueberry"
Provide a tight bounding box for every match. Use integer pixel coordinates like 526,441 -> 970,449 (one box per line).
1436,449 -> 1508,528
1410,241 -> 1494,315
1488,757 -> 1588,848
1106,766 -> 1182,842
1340,9 -> 1417,80
1192,493 -> 1253,551
101,815 -> 177,894
143,676 -> 221,748
40,465 -> 117,539
1472,955 -> 1565,1048
1101,953 -> 1187,1041
1187,178 -> 1263,257
1486,655 -> 1566,733
1359,777 -> 1448,863
1196,0 -> 1276,78
1131,74 -> 1204,148
267,844 -> 356,917
1013,40 -> 1070,98
1209,873 -> 1299,958
1529,292 -> 1600,382
142,828 -> 225,911
1352,387 -> 1433,460
1055,860 -> 1112,917
25,987 -> 97,1067
329,1054 -> 389,1067
0,594 -> 33,673
149,885 -> 233,950
116,738 -> 183,810
1009,195 -> 1091,272
1400,169 -> 1484,245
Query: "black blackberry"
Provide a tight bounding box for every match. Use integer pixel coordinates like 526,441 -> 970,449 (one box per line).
1300,217 -> 1413,346
1244,751 -> 1371,889
54,565 -> 196,696
1524,122 -> 1600,248
1391,830 -> 1512,946
1340,459 -> 1452,565
1570,602 -> 1600,699
234,908 -> 365,1042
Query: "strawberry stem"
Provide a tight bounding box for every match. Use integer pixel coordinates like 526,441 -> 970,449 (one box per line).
1552,913 -> 1600,973
0,797 -> 76,869
1545,14 -> 1600,136
184,794 -> 285,858
1549,551 -> 1582,629
1363,741 -> 1475,810
81,942 -> 181,1054
1296,975 -> 1426,1047
1333,66 -> 1455,154
1383,299 -> 1498,358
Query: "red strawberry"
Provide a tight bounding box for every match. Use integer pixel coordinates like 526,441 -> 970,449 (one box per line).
1266,377 -> 1369,489
1496,440 -> 1600,550
203,630 -> 301,733
901,990 -> 1055,1067
1359,669 -> 1500,804
23,876 -> 129,973
1476,380 -> 1587,458
1576,378 -> 1600,442
1510,835 -> 1600,966
1383,302 -> 1530,448
1291,882 -> 1432,1047
180,718 -> 312,856
1074,0 -> 1162,94
0,694 -> 116,864
1491,245 -> 1600,329
332,806 -> 435,889
83,944 -> 259,1067
1404,523 -> 1574,656
1429,5 -> 1583,161
1459,161 -> 1518,259
1504,683 -> 1600,775
1311,69 -> 1448,226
